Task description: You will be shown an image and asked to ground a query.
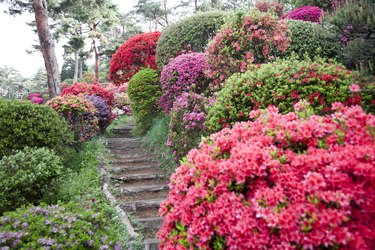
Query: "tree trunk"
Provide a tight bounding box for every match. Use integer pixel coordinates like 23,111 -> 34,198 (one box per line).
73,50 -> 79,82
32,0 -> 60,98
194,0 -> 198,11
92,39 -> 100,82
79,57 -> 83,79
211,0 -> 220,8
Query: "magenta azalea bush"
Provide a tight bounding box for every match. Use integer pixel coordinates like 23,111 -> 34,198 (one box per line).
159,53 -> 209,114
167,92 -> 212,162
206,10 -> 290,89
158,103 -> 375,249
282,6 -> 323,23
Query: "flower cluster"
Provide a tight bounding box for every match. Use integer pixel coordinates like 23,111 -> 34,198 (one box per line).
87,95 -> 111,131
62,82 -> 114,106
167,92 -> 212,162
158,104 -> 375,249
48,94 -> 98,142
255,1 -> 284,17
282,6 -> 323,23
159,53 -> 209,114
0,203 -> 121,249
26,93 -> 44,104
206,10 -> 290,89
109,32 -> 161,84
205,58 -> 366,132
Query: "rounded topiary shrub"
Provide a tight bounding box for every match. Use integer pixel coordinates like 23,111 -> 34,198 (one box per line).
48,94 -> 99,142
87,95 -> 111,131
156,11 -> 226,69
62,82 -> 114,106
159,104 -> 375,249
127,68 -> 162,134
282,6 -> 323,23
282,20 -> 341,60
205,58 -> 369,132
0,147 -> 63,214
0,203 -> 121,248
109,31 -> 161,84
0,99 -> 72,158
159,52 -> 210,114
167,92 -> 212,162
206,10 -> 290,89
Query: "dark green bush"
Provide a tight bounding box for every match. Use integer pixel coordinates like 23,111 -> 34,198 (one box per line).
283,20 -> 342,60
205,58 -> 370,132
0,147 -> 63,214
156,11 -> 226,69
0,99 -> 72,158
293,0 -> 333,10
128,68 -> 162,134
0,203 -> 121,249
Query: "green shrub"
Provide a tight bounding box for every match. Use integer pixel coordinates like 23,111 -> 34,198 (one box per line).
0,203 -> 121,249
156,11 -> 226,69
206,58 -> 368,132
0,99 -> 72,158
128,68 -> 162,134
343,38 -> 375,75
283,20 -> 342,60
0,147 -> 63,214
293,0 -> 333,10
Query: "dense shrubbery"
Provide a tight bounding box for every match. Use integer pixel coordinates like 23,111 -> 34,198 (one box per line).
159,53 -> 209,114
0,203 -> 121,249
156,11 -> 226,68
159,104 -> 375,249
283,20 -> 341,60
206,58 -> 367,132
167,92 -> 211,162
88,95 -> 111,131
127,68 -> 162,134
0,99 -> 72,158
0,147 -> 63,214
282,6 -> 323,23
62,82 -> 114,106
48,94 -> 99,142
206,10 -> 290,89
293,0 -> 333,10
109,32 -> 160,84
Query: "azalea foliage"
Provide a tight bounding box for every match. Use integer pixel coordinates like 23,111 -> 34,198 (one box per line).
206,10 -> 290,89
61,82 -> 114,106
159,103 -> 375,249
109,32 -> 161,84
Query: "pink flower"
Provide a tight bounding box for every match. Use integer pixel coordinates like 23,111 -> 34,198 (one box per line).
349,84 -> 361,92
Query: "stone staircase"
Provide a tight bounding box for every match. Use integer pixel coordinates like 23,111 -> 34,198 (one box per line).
105,125 -> 170,250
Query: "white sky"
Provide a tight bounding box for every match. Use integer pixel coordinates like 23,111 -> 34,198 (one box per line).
0,1 -> 135,78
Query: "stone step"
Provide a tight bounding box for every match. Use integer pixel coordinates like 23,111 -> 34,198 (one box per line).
111,172 -> 169,184
110,164 -> 159,174
114,186 -> 169,203
106,144 -> 142,150
111,157 -> 155,164
116,183 -> 169,194
121,198 -> 165,212
138,217 -> 163,230
143,239 -> 159,250
111,127 -> 134,135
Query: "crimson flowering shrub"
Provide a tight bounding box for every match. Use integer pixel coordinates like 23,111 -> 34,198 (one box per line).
167,92 -> 212,162
48,94 -> 99,142
255,1 -> 284,17
109,32 -> 161,84
87,95 -> 111,131
206,10 -> 290,89
61,82 -> 114,106
206,58 -> 370,132
159,103 -> 375,249
159,53 -> 209,114
282,6 -> 323,23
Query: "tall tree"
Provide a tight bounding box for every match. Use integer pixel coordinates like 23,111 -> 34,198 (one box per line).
0,66 -> 27,99
1,0 -> 61,98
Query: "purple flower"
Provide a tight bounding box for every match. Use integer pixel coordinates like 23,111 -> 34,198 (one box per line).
282,6 -> 323,23
38,237 -> 56,246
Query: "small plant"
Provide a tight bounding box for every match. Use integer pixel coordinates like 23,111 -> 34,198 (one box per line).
159,104 -> 375,249
206,10 -> 290,89
159,53 -> 210,114
109,32 -> 161,84
0,147 -> 63,214
127,68 -> 162,134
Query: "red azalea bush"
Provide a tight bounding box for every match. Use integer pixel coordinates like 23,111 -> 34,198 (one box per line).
109,32 -> 161,85
282,6 -> 323,23
159,103 -> 375,249
47,94 -> 98,142
206,10 -> 290,89
159,53 -> 210,114
255,1 -> 284,17
61,82 -> 114,106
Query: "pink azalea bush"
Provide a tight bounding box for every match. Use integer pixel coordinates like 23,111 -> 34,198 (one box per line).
158,103 -> 375,249
159,53 -> 209,114
167,92 -> 212,162
255,1 -> 284,17
282,6 -> 323,23
206,10 -> 290,89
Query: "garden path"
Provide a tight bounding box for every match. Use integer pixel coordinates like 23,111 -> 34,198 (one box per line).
105,125 -> 170,250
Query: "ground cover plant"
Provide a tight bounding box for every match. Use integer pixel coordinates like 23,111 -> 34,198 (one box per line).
109,31 -> 161,84
159,103 -> 375,249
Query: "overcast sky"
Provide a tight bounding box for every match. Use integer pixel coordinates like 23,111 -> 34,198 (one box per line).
0,1 -> 135,78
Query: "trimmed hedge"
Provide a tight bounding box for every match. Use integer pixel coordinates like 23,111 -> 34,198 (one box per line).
0,99 -> 72,158
156,11 -> 226,69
